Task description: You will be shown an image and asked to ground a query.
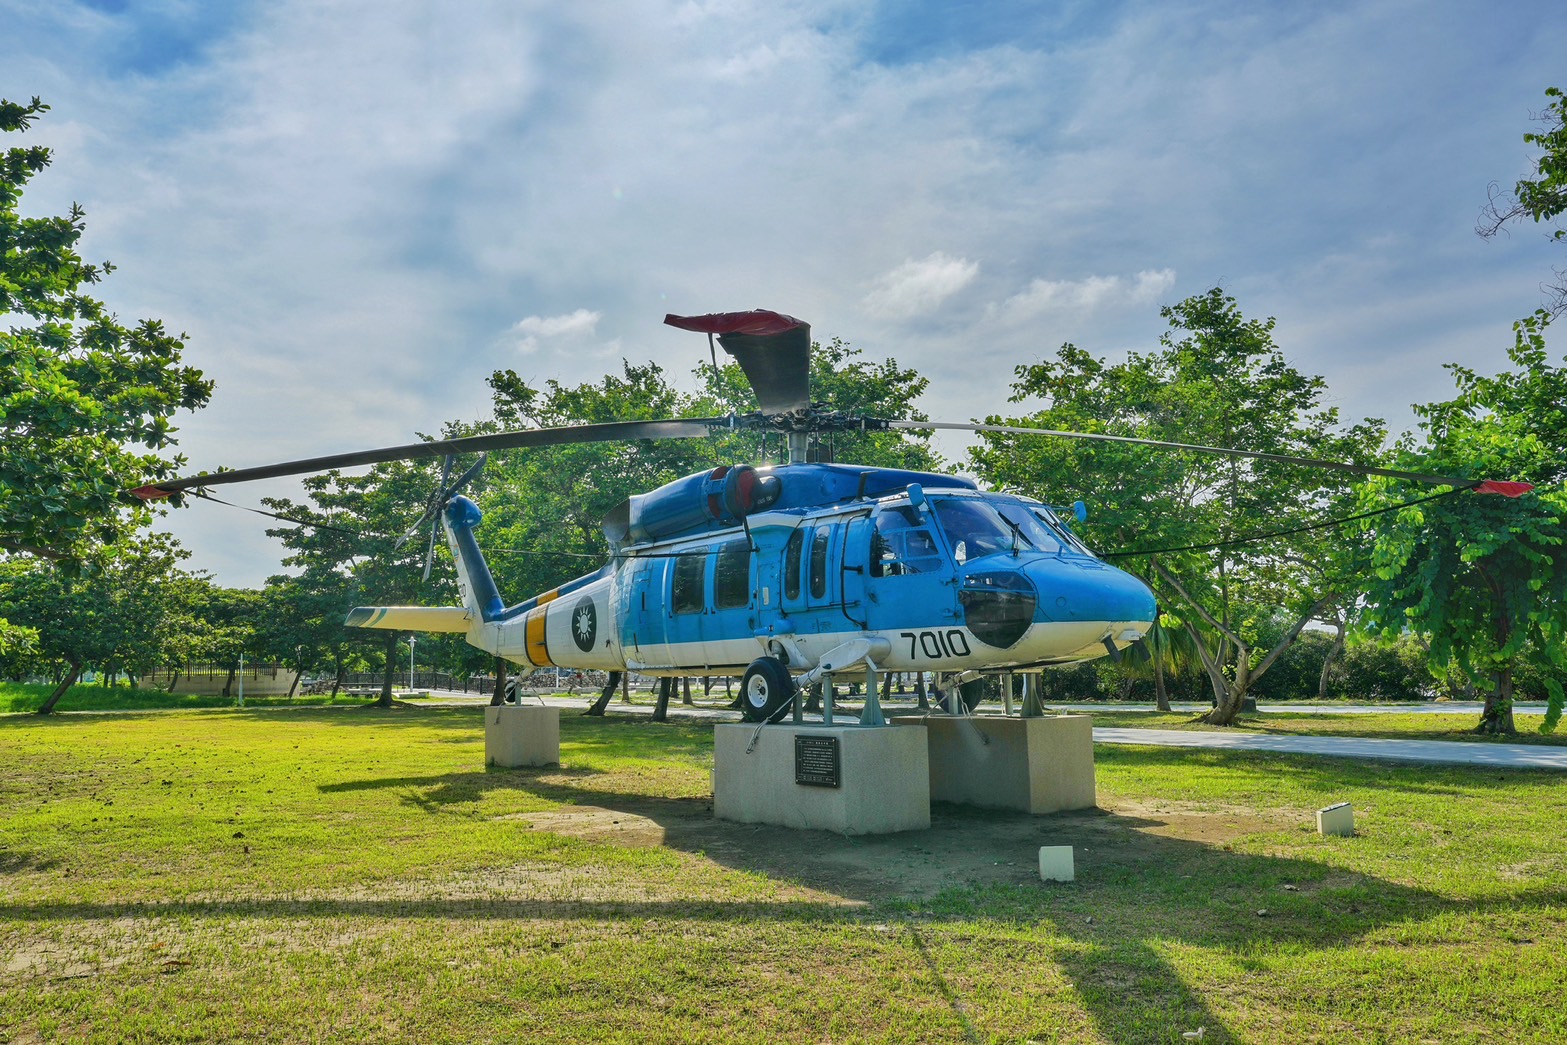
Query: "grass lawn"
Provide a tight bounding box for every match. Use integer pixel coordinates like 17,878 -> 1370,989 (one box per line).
3,705 -> 1565,1043
0,682 -> 387,715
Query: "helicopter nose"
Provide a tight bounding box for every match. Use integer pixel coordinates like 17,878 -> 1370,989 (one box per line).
1028,557 -> 1156,626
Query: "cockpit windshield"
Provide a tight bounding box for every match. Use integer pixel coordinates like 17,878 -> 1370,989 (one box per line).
1033,505 -> 1094,556
931,498 -> 1025,564
926,496 -> 1096,563
992,502 -> 1064,554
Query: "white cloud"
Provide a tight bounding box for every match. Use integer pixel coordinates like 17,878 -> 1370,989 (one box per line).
7,0 -> 1565,585
993,268 -> 1176,322
863,252 -> 980,317
507,309 -> 603,353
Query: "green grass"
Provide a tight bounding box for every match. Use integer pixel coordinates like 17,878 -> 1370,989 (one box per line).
3,706 -> 1566,1043
0,681 -> 389,714
1085,708 -> 1567,745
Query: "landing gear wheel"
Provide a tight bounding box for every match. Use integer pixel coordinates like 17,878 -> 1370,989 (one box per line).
740,657 -> 796,723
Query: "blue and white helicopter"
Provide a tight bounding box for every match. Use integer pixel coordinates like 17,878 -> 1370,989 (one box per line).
135,309 -> 1532,721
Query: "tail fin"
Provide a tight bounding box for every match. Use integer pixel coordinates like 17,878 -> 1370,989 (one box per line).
442,495 -> 506,621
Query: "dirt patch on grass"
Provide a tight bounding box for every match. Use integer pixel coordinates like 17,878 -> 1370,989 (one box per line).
487,793 -> 1290,904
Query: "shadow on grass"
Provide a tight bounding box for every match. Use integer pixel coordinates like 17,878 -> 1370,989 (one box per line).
298,748 -> 1559,1044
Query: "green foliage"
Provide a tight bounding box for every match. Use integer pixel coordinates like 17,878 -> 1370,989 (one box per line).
1335,634 -> 1435,702
0,532 -> 187,676
262,454 -> 459,700
1358,315 -> 1567,732
0,97 -> 211,560
967,288 -> 1385,721
1481,87 -> 1567,315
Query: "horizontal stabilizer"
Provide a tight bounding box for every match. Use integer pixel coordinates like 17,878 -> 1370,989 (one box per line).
345,606 -> 473,632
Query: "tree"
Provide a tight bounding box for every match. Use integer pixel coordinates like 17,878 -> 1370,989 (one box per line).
0,531 -> 192,712
263,455 -> 457,708
0,97 -> 211,561
1479,87 -> 1567,316
968,289 -> 1387,724
1357,316 -> 1567,734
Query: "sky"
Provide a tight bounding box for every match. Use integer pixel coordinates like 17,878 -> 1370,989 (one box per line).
4,0 -> 1564,588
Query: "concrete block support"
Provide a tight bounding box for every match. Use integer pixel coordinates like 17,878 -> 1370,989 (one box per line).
712,723 -> 930,835
1317,802 -> 1354,836
1039,845 -> 1075,882
892,714 -> 1097,814
485,705 -> 560,768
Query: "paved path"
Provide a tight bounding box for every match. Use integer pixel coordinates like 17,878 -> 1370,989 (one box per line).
1047,701 -> 1550,716
1093,727 -> 1567,769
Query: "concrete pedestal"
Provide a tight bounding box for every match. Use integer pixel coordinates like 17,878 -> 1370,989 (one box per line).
892,714 -> 1096,814
485,705 -> 560,768
712,723 -> 930,835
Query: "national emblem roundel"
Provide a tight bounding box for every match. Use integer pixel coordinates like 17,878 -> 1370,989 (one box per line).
570,596 -> 598,652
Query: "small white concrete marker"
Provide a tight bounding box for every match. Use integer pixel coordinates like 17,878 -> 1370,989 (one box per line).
1317,802 -> 1354,837
1038,845 -> 1074,882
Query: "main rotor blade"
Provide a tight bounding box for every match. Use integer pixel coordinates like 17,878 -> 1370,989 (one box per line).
665,310 -> 811,415
131,418 -> 724,499
892,420 -> 1534,494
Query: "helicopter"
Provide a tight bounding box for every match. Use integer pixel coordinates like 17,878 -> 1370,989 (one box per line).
133,309 -> 1534,722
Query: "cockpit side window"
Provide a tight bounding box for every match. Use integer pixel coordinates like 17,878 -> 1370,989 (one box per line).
871,505 -> 944,576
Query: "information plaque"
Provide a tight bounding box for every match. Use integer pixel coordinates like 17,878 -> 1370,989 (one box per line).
794,734 -> 841,788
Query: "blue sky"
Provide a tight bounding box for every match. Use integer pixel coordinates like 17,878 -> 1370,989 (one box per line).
3,0 -> 1563,587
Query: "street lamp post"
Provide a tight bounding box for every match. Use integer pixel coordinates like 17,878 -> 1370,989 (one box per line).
409,635 -> 416,692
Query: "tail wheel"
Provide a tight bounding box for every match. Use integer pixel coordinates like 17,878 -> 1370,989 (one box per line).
740,657 -> 796,723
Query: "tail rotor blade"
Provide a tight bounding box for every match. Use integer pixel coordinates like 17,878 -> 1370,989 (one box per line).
421,454 -> 455,583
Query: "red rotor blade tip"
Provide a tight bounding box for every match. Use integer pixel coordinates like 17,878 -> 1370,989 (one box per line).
129,485 -> 175,501
1472,480 -> 1534,498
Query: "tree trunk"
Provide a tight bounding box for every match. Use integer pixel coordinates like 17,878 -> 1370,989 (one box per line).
1318,618 -> 1346,701
1477,667 -> 1518,735
584,671 -> 621,716
805,682 -> 823,714
681,677 -> 693,705
286,666 -> 301,699
166,666 -> 183,694
331,653 -> 345,697
222,666 -> 236,698
1153,644 -> 1170,713
376,633 -> 397,707
490,657 -> 509,706
651,676 -> 672,722
36,660 -> 83,715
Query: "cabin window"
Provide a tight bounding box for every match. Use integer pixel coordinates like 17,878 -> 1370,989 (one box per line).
714,540 -> 751,610
871,506 -> 944,576
809,528 -> 830,599
784,529 -> 804,601
672,547 -> 707,614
